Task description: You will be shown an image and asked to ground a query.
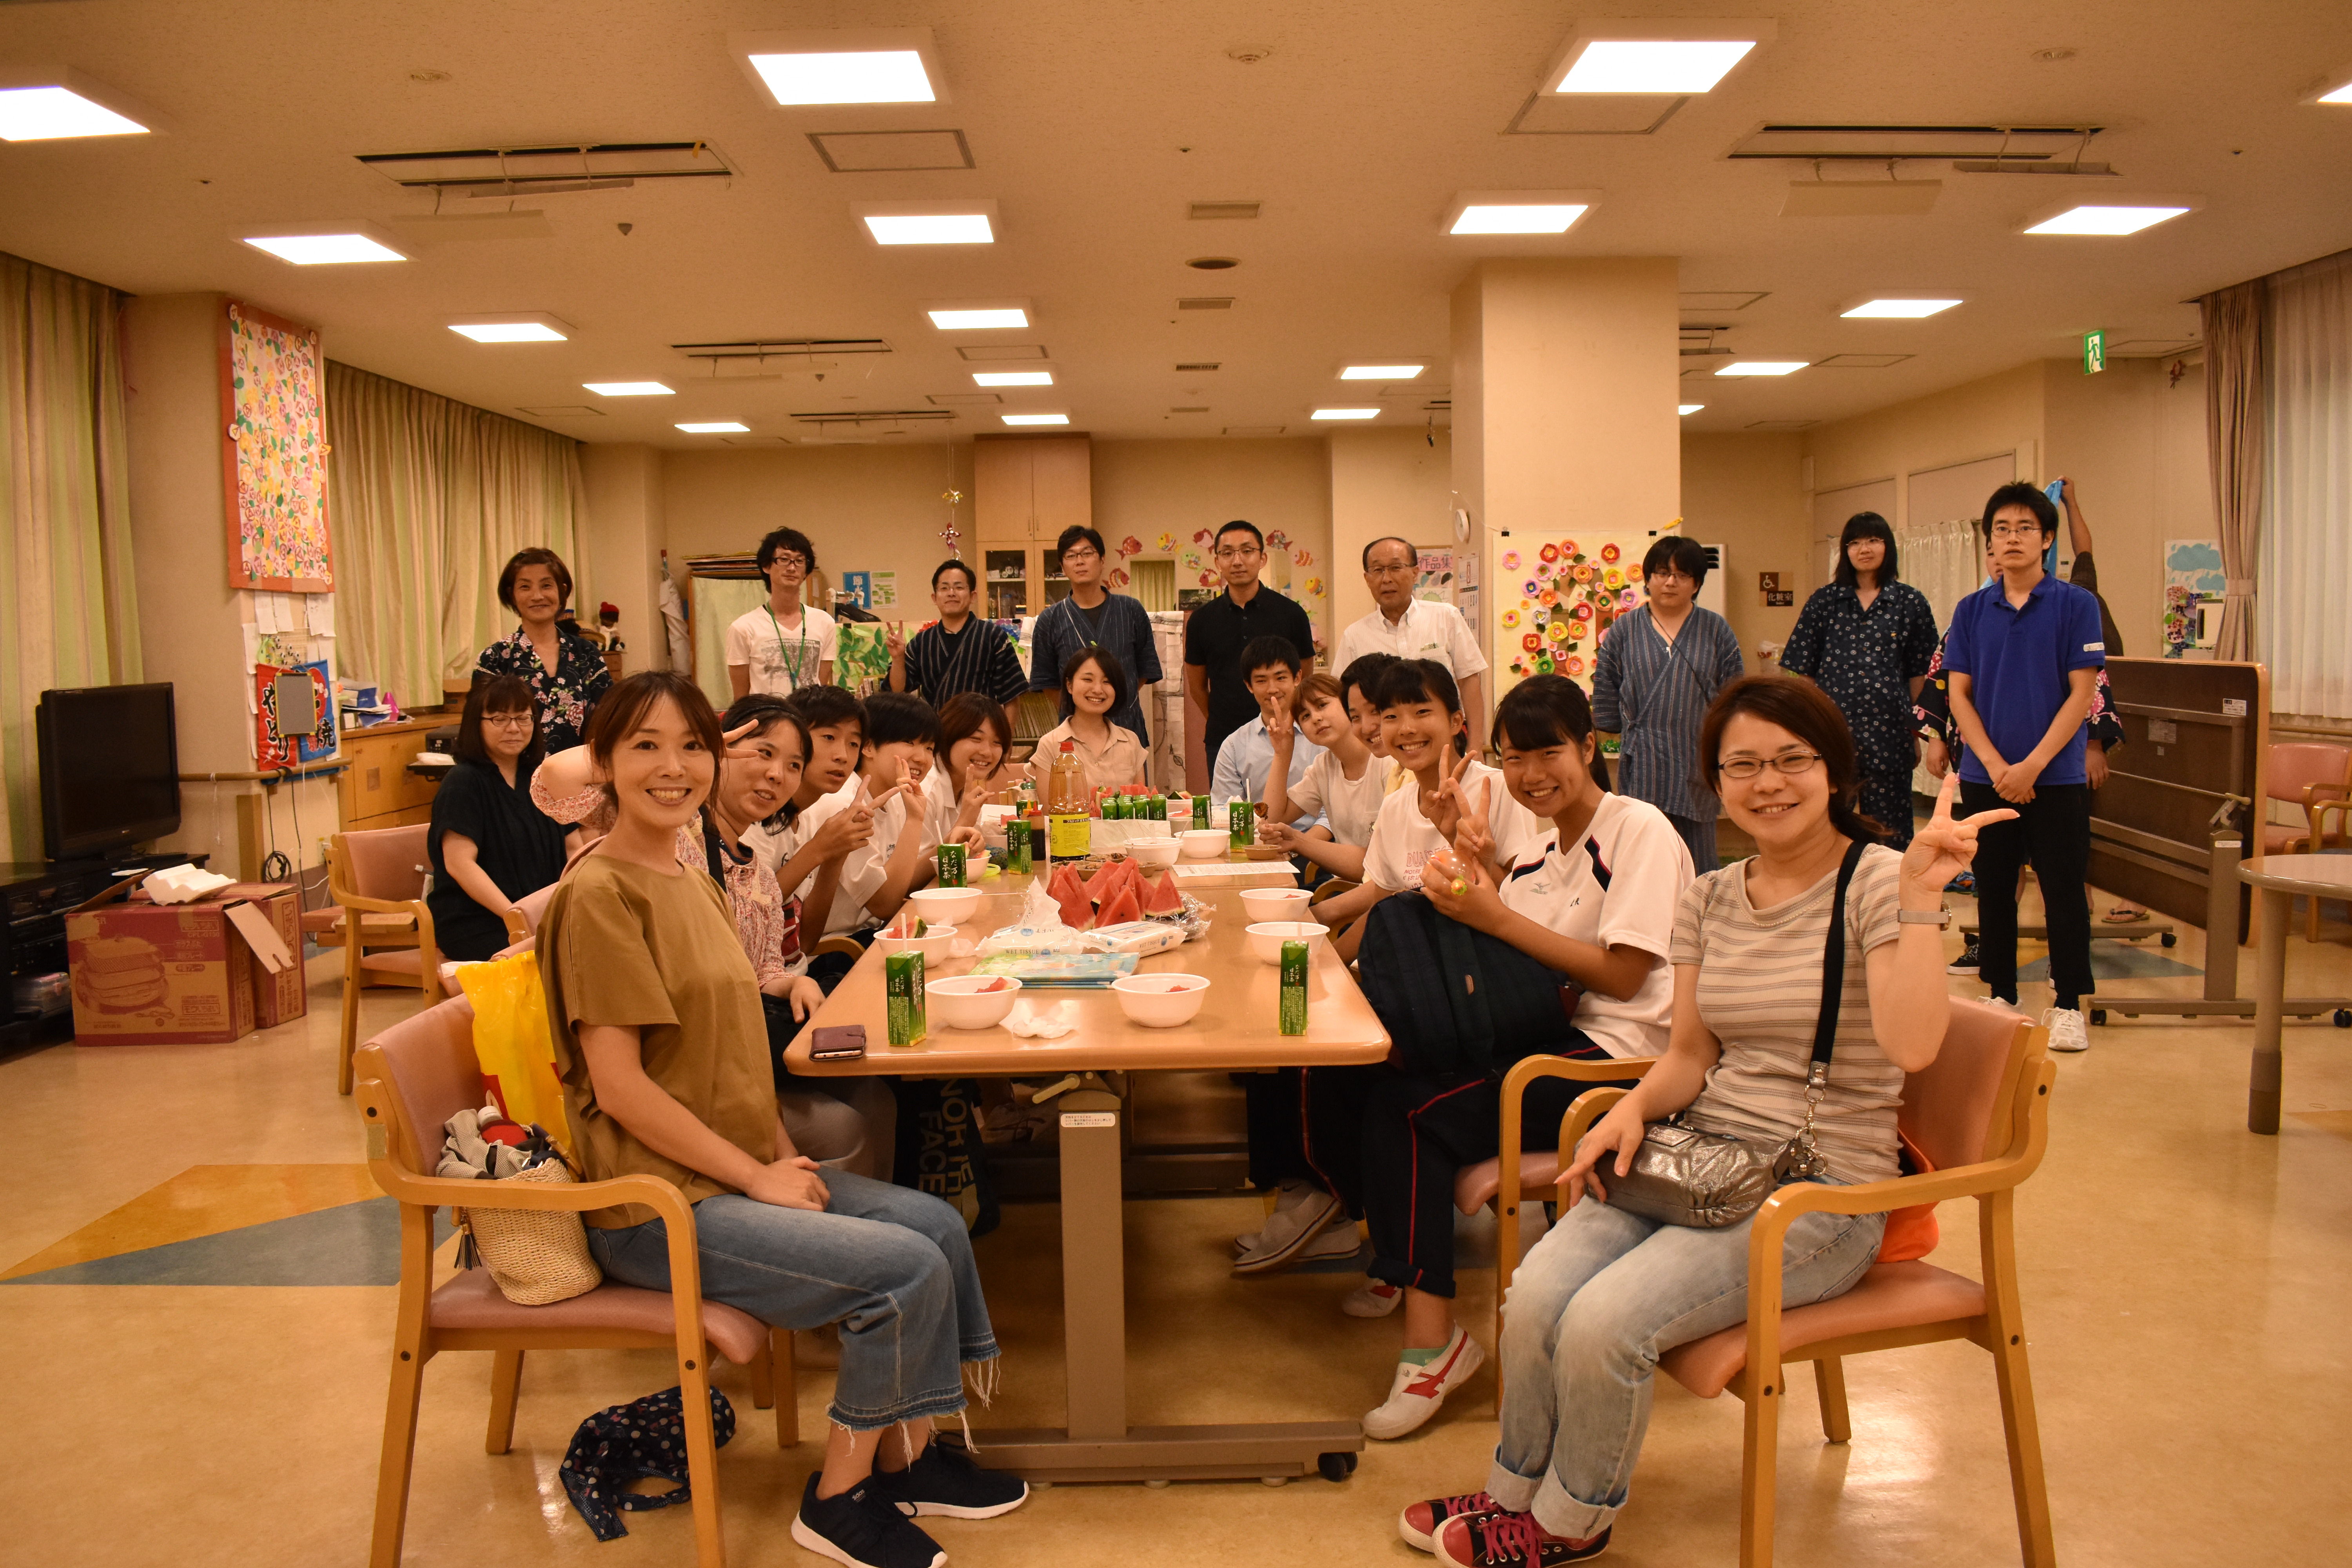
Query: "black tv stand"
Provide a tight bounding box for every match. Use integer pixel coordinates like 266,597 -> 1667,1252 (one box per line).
1,851 -> 209,1055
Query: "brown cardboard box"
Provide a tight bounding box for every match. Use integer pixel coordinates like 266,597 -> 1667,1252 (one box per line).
65,886 -> 301,1045
214,883 -> 307,1027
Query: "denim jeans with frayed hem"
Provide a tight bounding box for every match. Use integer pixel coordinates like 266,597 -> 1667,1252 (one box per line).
1487,1180 -> 1884,1541
586,1173 -> 999,1432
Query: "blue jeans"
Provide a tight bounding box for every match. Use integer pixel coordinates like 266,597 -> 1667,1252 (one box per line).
1488,1183 -> 1885,1539
586,1172 -> 999,1431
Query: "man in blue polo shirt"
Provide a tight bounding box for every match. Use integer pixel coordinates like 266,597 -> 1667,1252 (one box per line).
1944,481 -> 2104,1054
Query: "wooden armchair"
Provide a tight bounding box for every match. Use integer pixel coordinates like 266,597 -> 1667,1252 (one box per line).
328,826 -> 444,1095
355,996 -> 794,1568
1534,998 -> 2056,1568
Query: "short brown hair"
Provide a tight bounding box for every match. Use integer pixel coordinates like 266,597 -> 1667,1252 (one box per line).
936,691 -> 1011,758
497,547 -> 574,613
1291,671 -> 1342,719
456,674 -> 541,768
582,671 -> 724,813
1697,675 -> 1884,842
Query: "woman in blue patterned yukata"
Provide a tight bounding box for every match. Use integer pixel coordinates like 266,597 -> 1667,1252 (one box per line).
474,547 -> 613,753
1779,512 -> 1941,848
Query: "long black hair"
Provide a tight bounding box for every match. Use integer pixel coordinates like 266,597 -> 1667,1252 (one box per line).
1833,512 -> 1900,588
1495,674 -> 1609,794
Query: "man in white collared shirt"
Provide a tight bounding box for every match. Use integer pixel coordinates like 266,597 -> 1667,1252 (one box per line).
1331,536 -> 1488,752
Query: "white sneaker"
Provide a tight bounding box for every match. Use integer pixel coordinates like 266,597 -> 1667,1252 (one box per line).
1233,1186 -> 1348,1274
1235,1178 -> 1322,1252
1342,1279 -> 1404,1318
2042,1005 -> 2091,1053
1363,1325 -> 1485,1440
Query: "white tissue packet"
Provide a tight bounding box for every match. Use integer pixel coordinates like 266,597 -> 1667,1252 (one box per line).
1003,1000 -> 1077,1039
1083,920 -> 1187,956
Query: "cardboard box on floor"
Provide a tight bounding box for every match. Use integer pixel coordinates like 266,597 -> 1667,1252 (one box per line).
66,883 -> 304,1045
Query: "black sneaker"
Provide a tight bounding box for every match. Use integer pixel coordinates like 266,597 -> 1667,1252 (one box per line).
869,1437 -> 1031,1520
1946,935 -> 1980,975
1436,1510 -> 1610,1567
791,1473 -> 945,1568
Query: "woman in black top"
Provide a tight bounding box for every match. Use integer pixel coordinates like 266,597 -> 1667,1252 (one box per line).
427,675 -> 577,961
1780,512 -> 1940,848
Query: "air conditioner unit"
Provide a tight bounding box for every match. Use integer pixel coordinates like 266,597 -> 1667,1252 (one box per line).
1698,543 -> 1728,617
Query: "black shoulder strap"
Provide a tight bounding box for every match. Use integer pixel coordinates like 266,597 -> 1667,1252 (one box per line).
1809,839 -> 1871,1075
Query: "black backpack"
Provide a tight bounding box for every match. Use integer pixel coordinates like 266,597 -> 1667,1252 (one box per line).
1356,890 -> 1586,1077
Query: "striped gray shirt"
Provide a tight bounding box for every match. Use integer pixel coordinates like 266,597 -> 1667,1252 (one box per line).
896,617 -> 1029,706
1590,605 -> 1744,822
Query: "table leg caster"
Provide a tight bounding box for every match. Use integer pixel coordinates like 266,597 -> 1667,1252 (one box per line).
2161,931 -> 2177,947
1261,1476 -> 1288,1487
2089,1009 -> 2107,1026
1318,1452 -> 1357,1482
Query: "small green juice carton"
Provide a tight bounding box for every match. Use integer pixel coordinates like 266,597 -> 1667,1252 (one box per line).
1005,818 -> 1032,874
1192,795 -> 1210,831
936,842 -> 966,888
1229,800 -> 1254,848
1279,940 -> 1308,1036
886,951 -> 927,1046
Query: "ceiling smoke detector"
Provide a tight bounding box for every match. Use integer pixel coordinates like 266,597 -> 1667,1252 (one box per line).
1225,45 -> 1273,64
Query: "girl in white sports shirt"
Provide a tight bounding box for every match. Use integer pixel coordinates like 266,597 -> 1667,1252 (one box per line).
1259,670 -> 1386,885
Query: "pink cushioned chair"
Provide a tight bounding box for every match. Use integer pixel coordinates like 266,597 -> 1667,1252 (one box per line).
355,996 -> 794,1568
1518,997 -> 2057,1568
328,826 -> 445,1096
2261,742 -> 2352,939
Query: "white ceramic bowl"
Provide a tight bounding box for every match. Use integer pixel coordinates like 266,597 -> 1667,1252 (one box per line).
1110,973 -> 1210,1028
1179,828 -> 1230,860
1124,837 -> 1180,870
874,924 -> 958,964
926,974 -> 1022,1030
1245,920 -> 1329,966
907,886 -> 984,926
1239,886 -> 1313,924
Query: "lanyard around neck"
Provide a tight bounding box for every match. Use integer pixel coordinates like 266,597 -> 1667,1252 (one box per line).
766,604 -> 809,688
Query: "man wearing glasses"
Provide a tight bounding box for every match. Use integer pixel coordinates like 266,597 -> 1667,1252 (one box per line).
1182,519 -> 1319,776
1332,535 -> 1489,754
726,527 -> 837,698
1027,525 -> 1163,748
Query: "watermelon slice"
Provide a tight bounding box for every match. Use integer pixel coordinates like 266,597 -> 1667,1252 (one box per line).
1051,875 -> 1094,930
1096,885 -> 1143,929
1084,857 -> 1130,901
1143,868 -> 1182,915
1049,864 -> 1086,904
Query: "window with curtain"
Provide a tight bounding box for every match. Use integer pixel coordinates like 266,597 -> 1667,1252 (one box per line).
2259,249 -> 2352,720
323,362 -> 587,707
0,251 -> 141,861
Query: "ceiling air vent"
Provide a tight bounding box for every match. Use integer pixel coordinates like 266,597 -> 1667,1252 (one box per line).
1188,201 -> 1260,220
1728,125 -> 2102,163
1813,353 -> 1913,368
2108,338 -> 2201,358
1178,297 -> 1234,310
1745,419 -> 1820,431
358,141 -> 735,196
1170,406 -> 1210,414
1224,425 -> 1285,436
1681,291 -> 1768,312
807,129 -> 974,172
516,405 -> 604,418
1175,362 -> 1221,372
927,392 -> 1003,406
791,408 -> 956,428
956,343 -> 1049,361
720,435 -> 794,447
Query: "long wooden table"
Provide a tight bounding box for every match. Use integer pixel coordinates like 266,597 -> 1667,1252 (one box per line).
785,860 -> 1390,1483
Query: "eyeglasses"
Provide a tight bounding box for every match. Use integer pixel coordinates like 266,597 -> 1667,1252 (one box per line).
1058,546 -> 1099,563
1649,568 -> 1694,583
1716,751 -> 1822,780
1214,545 -> 1261,561
483,713 -> 535,730
1367,562 -> 1417,579
1987,524 -> 2041,542
771,554 -> 809,573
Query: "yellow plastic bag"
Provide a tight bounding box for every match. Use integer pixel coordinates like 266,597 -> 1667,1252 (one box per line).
456,951 -> 573,1152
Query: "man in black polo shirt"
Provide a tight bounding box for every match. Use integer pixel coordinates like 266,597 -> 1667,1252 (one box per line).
1183,519 -> 1318,771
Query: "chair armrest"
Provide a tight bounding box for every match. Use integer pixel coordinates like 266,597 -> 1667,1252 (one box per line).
340,889 -> 425,919
1499,1057 -> 1654,1212
2312,798 -> 2351,843
812,935 -> 866,960
1308,879 -> 1360,907
502,907 -> 531,945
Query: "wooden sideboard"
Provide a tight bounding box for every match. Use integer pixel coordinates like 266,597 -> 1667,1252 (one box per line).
336,715 -> 447,833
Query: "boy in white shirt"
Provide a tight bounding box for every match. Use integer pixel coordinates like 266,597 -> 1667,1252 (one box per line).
813,692 -> 938,938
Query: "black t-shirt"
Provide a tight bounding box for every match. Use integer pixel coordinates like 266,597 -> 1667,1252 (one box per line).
1183,586 -> 1316,754
426,756 -> 570,962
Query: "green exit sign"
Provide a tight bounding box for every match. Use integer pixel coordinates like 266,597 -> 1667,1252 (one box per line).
2082,328 -> 2107,374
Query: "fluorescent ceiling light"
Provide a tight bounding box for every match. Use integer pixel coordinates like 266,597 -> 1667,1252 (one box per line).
241,232 -> 407,265
2023,203 -> 2192,236
748,49 -> 933,105
2322,81 -> 2352,104
1450,203 -> 1590,235
1841,298 -> 1961,319
1002,413 -> 1069,426
0,85 -> 148,140
1715,361 -> 1807,376
862,212 -> 993,244
1679,404 -> 1705,415
973,370 -> 1053,387
1312,408 -> 1381,421
1557,40 -> 1755,93
584,381 -> 674,396
929,306 -> 1029,330
1340,364 -> 1425,380
677,421 -> 750,434
447,314 -> 572,343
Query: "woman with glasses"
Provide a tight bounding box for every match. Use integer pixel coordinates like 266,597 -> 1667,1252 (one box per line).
1590,537 -> 1744,871
425,675 -> 579,961
1397,676 -> 2007,1568
1779,512 -> 1941,848
726,527 -> 837,698
474,548 -> 612,753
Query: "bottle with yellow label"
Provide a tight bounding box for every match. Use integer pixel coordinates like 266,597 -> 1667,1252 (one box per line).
1045,739 -> 1092,859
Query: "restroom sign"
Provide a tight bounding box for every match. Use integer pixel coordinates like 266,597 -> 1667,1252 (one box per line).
2082,329 -> 2106,374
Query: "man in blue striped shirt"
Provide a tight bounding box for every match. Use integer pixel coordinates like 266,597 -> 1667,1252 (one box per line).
1027,525 -> 1162,746
884,559 -> 1029,707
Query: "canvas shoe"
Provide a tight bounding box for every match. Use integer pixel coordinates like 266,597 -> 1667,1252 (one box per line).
1946,935 -> 1981,975
1233,1184 -> 1347,1274
1235,1224 -> 1361,1263
2042,1005 -> 2091,1053
867,1436 -> 1030,1520
1235,1177 -> 1324,1252
1435,1510 -> 1610,1568
790,1474 -> 945,1568
1398,1488 -> 1503,1552
1363,1325 -> 1485,1439
1343,1279 -> 1405,1318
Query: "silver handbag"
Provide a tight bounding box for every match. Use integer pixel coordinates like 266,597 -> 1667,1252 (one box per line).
1597,840 -> 1860,1230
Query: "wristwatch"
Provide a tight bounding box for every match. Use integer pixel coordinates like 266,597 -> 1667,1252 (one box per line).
1897,906 -> 1952,927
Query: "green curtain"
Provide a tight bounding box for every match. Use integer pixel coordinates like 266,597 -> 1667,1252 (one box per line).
0,252 -> 140,861
324,361 -> 586,706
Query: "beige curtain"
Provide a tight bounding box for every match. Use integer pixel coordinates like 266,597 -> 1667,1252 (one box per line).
2200,279 -> 2267,662
0,252 -> 141,860
325,362 -> 586,704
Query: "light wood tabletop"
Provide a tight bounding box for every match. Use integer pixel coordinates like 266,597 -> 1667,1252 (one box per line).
784,866 -> 1392,1076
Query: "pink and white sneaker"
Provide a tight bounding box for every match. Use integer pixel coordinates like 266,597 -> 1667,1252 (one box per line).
1363,1324 -> 1485,1439
1435,1509 -> 1611,1567
1343,1279 -> 1404,1318
1398,1487 -> 1502,1552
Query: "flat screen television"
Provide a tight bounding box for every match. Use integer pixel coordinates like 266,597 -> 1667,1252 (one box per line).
36,682 -> 181,862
